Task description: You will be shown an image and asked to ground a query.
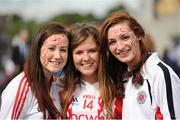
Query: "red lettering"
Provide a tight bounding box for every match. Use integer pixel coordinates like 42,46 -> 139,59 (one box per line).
69,114 -> 104,120
83,95 -> 96,99
83,99 -> 93,109
79,114 -> 88,120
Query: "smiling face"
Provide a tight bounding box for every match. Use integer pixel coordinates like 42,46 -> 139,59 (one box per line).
72,35 -> 99,80
40,34 -> 69,77
107,22 -> 141,69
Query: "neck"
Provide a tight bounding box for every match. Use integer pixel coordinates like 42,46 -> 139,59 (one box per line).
128,48 -> 142,71
81,73 -> 98,84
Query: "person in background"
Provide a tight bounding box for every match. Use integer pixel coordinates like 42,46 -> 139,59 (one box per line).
11,29 -> 30,75
60,22 -> 120,119
99,11 -> 180,120
0,23 -> 70,119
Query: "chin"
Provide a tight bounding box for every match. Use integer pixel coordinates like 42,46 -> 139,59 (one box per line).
118,57 -> 132,64
50,69 -> 60,73
82,72 -> 95,76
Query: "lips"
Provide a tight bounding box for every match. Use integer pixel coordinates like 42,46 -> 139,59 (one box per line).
82,63 -> 93,67
117,51 -> 128,58
50,61 -> 61,66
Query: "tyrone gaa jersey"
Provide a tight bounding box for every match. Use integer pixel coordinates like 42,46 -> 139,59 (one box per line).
122,53 -> 180,120
67,79 -> 121,119
0,72 -> 62,119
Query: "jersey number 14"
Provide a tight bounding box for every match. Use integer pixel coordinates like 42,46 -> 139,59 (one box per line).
83,99 -> 93,110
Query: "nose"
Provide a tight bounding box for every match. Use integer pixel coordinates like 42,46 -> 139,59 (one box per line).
116,40 -> 124,52
82,52 -> 90,61
54,50 -> 62,59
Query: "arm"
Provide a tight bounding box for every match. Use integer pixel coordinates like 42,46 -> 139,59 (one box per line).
154,63 -> 180,119
0,73 -> 30,119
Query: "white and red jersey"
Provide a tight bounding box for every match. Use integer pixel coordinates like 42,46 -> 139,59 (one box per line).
0,72 -> 62,119
67,79 -> 121,120
122,53 -> 180,120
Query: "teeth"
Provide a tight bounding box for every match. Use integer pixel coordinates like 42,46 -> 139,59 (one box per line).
51,61 -> 60,65
82,63 -> 92,67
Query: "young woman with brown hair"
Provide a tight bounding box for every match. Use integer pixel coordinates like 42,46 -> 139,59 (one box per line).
0,23 -> 70,119
60,22 -> 120,119
99,11 -> 180,119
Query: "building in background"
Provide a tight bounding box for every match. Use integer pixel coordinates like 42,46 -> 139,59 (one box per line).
124,0 -> 180,56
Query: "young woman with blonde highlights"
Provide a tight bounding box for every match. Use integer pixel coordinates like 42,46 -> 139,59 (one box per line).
60,22 -> 120,119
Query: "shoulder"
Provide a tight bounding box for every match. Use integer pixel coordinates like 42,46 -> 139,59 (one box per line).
1,72 -> 29,98
142,53 -> 179,83
0,72 -> 32,119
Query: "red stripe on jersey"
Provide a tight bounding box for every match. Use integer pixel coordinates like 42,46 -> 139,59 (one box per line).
16,80 -> 29,118
114,97 -> 123,119
14,78 -> 28,118
97,97 -> 103,119
11,76 -> 29,119
156,107 -> 163,120
11,76 -> 26,119
67,95 -> 74,118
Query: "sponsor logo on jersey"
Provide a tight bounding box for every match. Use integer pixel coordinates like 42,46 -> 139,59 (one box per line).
137,90 -> 147,104
72,97 -> 79,105
69,113 -> 105,120
37,106 -> 41,112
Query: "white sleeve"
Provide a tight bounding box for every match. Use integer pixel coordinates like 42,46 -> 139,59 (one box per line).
154,64 -> 180,119
0,73 -> 30,119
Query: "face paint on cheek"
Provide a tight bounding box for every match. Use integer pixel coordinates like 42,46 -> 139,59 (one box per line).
129,38 -> 139,48
129,40 -> 135,47
41,47 -> 49,66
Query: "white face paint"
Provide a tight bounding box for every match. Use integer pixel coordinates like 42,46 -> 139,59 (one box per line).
40,34 -> 69,78
107,22 -> 141,69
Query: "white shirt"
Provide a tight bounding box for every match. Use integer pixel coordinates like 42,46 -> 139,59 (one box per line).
0,72 -> 62,119
122,53 -> 180,120
67,79 -> 121,119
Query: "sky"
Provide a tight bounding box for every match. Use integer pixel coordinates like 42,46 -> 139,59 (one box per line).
0,0 -> 140,22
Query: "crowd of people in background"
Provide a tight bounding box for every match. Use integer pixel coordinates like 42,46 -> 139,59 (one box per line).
0,10 -> 180,119
162,36 -> 180,77
0,29 -> 30,97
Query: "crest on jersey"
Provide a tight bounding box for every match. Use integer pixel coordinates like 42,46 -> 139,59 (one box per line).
137,90 -> 147,104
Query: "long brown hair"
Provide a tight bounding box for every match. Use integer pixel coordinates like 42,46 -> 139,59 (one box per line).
61,22 -> 115,119
24,23 -> 70,119
100,11 -> 150,97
